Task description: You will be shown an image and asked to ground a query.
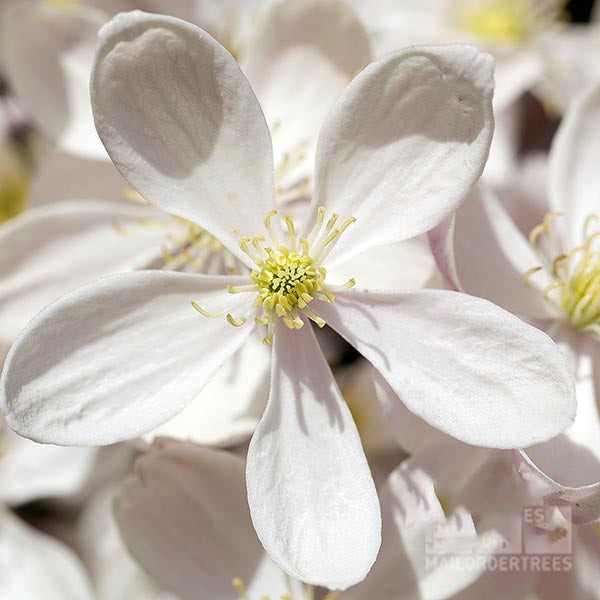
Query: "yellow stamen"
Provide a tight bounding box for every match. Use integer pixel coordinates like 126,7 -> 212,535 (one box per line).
192,208 -> 356,337
525,211 -> 600,334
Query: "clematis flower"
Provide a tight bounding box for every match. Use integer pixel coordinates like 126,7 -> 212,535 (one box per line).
431,80 -> 600,525
0,11 -> 576,589
0,0 -> 382,446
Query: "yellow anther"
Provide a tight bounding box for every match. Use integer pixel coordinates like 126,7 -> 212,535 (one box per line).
525,211 -> 600,334
326,213 -> 339,230
192,208 -> 355,336
232,577 -> 249,599
226,314 -> 247,327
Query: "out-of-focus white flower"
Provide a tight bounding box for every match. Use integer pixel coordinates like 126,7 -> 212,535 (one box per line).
432,80 -> 600,525
0,10 -> 578,589
0,506 -> 94,599
0,0 -> 109,158
347,0 -> 569,111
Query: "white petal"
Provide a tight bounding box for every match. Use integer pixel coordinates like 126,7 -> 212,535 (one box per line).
538,25 -> 600,112
145,330 -> 270,446
516,340 -> 600,525
0,2 -> 108,159
452,185 -> 556,318
0,271 -> 255,445
327,236 -> 439,291
428,214 -> 460,290
318,289 -> 576,448
357,361 -> 454,455
309,44 -> 494,267
241,0 -> 371,190
28,149 -> 131,207
0,428 -> 98,505
115,440 -> 288,600
0,508 -> 94,600
0,200 -> 167,358
246,318 -> 380,590
344,457 -> 495,600
338,359 -> 404,456
548,81 -> 600,247
91,11 -> 275,266
492,50 -> 543,112
78,486 -> 176,600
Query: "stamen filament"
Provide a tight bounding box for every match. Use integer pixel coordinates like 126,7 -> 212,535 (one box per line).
191,302 -> 224,318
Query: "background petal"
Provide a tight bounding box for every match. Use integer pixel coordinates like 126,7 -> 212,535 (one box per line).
241,0 -> 371,192
115,440 -> 290,600
145,331 -> 270,446
548,81 -> 600,248
451,185 -> 556,319
0,200 -> 167,359
1,2 -> 108,159
0,508 -> 94,600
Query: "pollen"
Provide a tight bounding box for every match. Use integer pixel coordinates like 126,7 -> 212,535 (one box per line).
525,212 -> 600,335
193,207 -> 356,346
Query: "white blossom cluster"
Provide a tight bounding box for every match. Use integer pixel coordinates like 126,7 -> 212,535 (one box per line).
0,0 -> 600,598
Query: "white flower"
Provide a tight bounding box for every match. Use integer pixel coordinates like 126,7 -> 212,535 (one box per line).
0,11 -> 576,589
0,0 -> 381,445
432,80 -> 600,525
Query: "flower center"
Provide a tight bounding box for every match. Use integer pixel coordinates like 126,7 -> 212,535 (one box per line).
455,0 -> 561,44
192,207 -> 356,346
524,212 -> 600,334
